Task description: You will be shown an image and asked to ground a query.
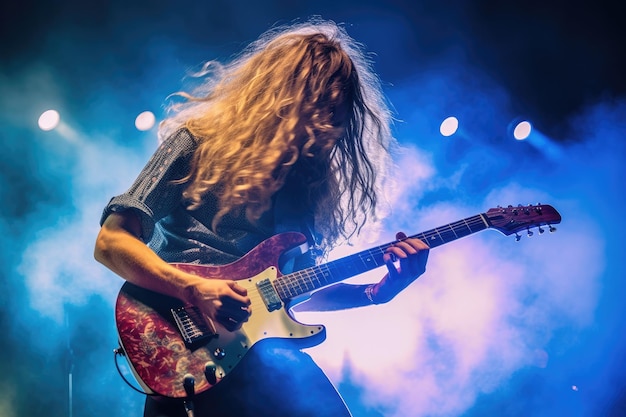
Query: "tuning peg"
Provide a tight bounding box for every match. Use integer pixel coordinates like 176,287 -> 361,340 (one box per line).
527,228 -> 534,237
515,233 -> 521,241
538,226 -> 545,234
549,225 -> 557,233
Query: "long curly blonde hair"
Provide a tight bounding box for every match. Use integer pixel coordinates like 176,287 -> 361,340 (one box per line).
160,18 -> 396,251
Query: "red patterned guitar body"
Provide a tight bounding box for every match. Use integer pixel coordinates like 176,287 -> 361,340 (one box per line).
115,232 -> 324,398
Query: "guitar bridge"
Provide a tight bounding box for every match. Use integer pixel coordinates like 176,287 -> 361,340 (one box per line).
256,278 -> 282,312
171,306 -> 216,349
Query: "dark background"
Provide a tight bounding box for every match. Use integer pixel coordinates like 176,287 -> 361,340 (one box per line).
2,0 -> 624,137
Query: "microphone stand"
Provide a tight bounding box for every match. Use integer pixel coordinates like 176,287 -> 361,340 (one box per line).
65,307 -> 74,417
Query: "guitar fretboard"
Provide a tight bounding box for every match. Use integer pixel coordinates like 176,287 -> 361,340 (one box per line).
273,214 -> 489,300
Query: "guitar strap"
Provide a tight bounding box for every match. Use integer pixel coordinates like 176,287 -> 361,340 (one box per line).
273,190 -> 320,274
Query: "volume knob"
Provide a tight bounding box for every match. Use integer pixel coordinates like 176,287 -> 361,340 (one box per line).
213,347 -> 226,359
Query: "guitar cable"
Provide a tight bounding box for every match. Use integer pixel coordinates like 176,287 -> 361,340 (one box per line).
183,374 -> 196,417
113,345 -> 155,396
114,345 -> 196,417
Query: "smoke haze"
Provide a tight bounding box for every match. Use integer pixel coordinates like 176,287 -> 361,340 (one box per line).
1,3 -> 624,416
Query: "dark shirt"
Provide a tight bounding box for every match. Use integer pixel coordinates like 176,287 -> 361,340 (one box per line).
101,129 -> 276,265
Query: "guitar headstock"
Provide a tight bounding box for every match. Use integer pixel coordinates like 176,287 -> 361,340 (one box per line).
485,204 -> 562,238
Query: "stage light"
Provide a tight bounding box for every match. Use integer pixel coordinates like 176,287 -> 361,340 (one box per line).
507,117 -> 562,159
513,120 -> 532,140
440,116 -> 459,137
38,109 -> 60,131
135,111 -> 156,131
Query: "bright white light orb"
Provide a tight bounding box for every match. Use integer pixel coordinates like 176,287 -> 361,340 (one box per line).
513,121 -> 532,140
135,111 -> 156,131
440,116 -> 459,137
38,110 -> 60,131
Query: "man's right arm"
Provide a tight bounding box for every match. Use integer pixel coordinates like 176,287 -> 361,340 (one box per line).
94,211 -> 251,331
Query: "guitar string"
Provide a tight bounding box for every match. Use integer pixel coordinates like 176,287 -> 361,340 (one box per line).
192,209 -> 554,312
274,215 -> 489,299
186,209 -> 549,321
276,207 -> 560,299
183,216 -> 488,324
282,208 -> 551,298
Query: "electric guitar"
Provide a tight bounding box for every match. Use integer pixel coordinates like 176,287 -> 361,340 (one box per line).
115,204 -> 561,398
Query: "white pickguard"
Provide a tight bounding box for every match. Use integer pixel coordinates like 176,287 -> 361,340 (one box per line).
194,267 -> 325,382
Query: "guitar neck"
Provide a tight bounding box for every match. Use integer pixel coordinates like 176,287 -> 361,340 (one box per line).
274,213 -> 490,300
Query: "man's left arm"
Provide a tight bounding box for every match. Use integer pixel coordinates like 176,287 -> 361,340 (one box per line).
293,233 -> 429,312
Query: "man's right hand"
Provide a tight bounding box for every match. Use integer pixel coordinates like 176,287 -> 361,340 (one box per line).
184,278 -> 252,332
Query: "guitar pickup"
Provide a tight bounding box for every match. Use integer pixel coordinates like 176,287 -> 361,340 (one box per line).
171,306 -> 217,349
256,278 -> 282,312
